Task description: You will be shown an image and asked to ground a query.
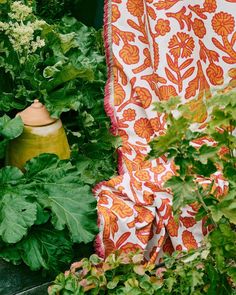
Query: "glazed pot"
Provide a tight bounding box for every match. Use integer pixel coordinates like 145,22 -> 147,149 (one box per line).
6,99 -> 70,169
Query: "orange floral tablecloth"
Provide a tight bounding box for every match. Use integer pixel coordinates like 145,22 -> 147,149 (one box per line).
94,0 -> 236,263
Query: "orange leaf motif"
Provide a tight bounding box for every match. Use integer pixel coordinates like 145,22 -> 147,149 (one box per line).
182,230 -> 198,250
116,232 -> 131,248
180,216 -> 196,228
166,216 -> 179,237
114,82 -> 125,106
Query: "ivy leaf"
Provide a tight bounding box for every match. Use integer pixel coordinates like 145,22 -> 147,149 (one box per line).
164,176 -> 197,212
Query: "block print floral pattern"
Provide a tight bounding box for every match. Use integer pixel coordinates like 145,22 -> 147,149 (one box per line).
95,0 -> 236,262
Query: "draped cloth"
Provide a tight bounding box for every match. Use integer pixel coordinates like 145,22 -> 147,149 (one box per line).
94,0 -> 236,263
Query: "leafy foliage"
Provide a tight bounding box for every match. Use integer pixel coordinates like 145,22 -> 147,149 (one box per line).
0,154 -> 98,271
0,115 -> 23,159
0,0 -> 118,273
48,245 -> 236,294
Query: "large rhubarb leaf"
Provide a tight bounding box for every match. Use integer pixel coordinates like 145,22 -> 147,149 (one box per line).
24,154 -> 98,243
0,166 -> 37,243
19,227 -> 73,271
0,193 -> 37,243
0,226 -> 73,271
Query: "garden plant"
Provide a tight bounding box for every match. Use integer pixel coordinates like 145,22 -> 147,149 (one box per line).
0,0 -> 119,273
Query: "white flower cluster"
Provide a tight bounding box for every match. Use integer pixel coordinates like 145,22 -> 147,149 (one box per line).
0,1 -> 46,63
8,1 -> 32,21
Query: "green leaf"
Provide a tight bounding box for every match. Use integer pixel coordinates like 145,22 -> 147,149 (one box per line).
149,117 -> 189,159
227,267 -> 236,284
190,270 -> 204,292
197,145 -> 219,165
19,227 -> 73,271
24,154 -> 98,243
0,166 -> 23,185
164,176 -> 197,212
0,193 -> 37,243
0,139 -> 8,159
107,277 -> 120,290
218,190 -> 236,224
165,276 -> 176,293
0,115 -> 24,139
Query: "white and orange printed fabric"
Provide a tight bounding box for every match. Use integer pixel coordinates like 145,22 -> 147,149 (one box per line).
94,0 -> 236,263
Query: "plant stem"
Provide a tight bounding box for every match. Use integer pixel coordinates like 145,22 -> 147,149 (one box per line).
196,188 -> 218,228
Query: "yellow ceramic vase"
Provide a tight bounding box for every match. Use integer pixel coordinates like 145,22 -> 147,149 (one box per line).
6,100 -> 70,169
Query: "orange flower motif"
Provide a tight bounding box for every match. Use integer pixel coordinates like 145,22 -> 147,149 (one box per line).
203,0 -> 217,12
98,195 -> 109,205
135,87 -> 152,109
127,0 -> 144,17
112,4 -> 120,22
119,44 -> 140,65
212,12 -> 235,36
166,216 -> 179,237
206,63 -> 224,85
150,117 -> 162,132
123,108 -> 136,121
192,19 -> 206,38
182,230 -> 198,250
107,175 -> 123,187
161,171 -> 173,183
151,165 -> 165,174
135,169 -> 151,181
134,118 -> 154,141
111,199 -> 133,218
168,32 -> 195,58
155,19 -> 170,36
143,190 -> 155,204
134,205 -> 154,223
159,85 -> 177,100
114,82 -> 125,106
